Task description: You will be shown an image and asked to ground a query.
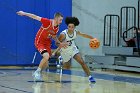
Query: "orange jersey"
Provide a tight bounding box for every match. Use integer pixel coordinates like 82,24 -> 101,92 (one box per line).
35,18 -> 59,55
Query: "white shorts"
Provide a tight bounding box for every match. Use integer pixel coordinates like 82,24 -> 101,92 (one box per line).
60,46 -> 79,62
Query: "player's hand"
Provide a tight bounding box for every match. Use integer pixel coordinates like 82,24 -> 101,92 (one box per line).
16,11 -> 26,16
59,42 -> 68,49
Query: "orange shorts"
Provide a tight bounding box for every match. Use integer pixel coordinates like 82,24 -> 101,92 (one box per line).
35,44 -> 51,56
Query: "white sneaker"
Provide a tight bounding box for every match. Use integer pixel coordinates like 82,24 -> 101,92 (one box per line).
32,71 -> 42,81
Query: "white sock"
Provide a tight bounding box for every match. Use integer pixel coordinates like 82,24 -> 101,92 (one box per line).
36,67 -> 41,72
89,75 -> 92,78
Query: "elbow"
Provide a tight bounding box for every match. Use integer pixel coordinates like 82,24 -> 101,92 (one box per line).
55,42 -> 60,47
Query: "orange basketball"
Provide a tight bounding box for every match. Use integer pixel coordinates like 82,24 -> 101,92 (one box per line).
89,38 -> 100,49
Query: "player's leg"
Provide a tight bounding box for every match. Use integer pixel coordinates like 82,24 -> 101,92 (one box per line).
73,53 -> 90,75
73,53 -> 96,83
63,59 -> 71,69
60,50 -> 72,69
33,49 -> 50,81
39,51 -> 50,71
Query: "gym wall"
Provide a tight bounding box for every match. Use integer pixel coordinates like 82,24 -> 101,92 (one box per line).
0,0 -> 72,65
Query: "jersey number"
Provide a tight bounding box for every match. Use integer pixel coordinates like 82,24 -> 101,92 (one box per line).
67,40 -> 72,46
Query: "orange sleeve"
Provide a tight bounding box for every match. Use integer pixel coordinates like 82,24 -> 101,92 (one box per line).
41,18 -> 50,27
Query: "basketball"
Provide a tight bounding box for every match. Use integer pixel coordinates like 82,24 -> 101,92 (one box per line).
89,38 -> 100,49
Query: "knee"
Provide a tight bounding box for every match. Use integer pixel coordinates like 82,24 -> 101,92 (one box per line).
42,53 -> 49,61
63,62 -> 71,69
63,66 -> 71,70
43,57 -> 49,61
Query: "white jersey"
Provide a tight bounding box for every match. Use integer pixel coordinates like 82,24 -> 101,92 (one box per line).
61,29 -> 77,49
60,29 -> 79,62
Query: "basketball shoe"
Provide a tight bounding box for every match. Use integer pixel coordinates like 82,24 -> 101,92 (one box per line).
32,71 -> 42,81
89,75 -> 96,83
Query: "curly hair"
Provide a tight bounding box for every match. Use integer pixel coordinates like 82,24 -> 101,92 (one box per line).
65,17 -> 80,26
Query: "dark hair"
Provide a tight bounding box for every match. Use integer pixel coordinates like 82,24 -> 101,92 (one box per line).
65,17 -> 80,26
54,12 -> 63,18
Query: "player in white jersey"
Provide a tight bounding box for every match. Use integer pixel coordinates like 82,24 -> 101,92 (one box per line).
57,17 -> 96,83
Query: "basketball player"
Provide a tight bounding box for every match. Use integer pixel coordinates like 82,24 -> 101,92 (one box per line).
57,17 -> 96,83
17,11 -> 68,81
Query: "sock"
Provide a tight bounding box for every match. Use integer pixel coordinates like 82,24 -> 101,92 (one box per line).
89,75 -> 92,78
36,67 -> 41,72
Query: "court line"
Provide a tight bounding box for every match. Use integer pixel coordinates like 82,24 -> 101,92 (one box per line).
0,70 -> 32,93
0,71 -> 21,77
0,84 -> 32,93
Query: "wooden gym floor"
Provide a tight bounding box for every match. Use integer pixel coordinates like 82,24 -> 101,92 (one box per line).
0,67 -> 140,93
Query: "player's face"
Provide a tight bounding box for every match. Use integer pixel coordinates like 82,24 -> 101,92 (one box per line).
68,24 -> 75,31
56,16 -> 63,25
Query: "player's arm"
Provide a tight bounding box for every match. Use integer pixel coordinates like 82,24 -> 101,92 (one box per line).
58,33 -> 66,43
51,34 -> 66,56
52,34 -> 67,48
77,31 -> 93,39
16,11 -> 41,21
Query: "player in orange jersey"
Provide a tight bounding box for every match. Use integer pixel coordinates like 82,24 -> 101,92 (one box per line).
17,11 -> 68,81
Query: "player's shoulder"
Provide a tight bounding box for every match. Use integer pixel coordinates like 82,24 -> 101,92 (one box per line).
40,18 -> 51,27
59,29 -> 67,37
61,29 -> 67,34
74,29 -> 79,34
74,29 -> 78,31
41,17 -> 51,22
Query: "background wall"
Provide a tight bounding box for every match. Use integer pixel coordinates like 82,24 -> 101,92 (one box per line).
0,0 -> 138,66
72,0 -> 138,67
0,0 -> 72,65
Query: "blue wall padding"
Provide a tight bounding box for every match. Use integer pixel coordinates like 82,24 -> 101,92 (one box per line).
0,0 -> 72,65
